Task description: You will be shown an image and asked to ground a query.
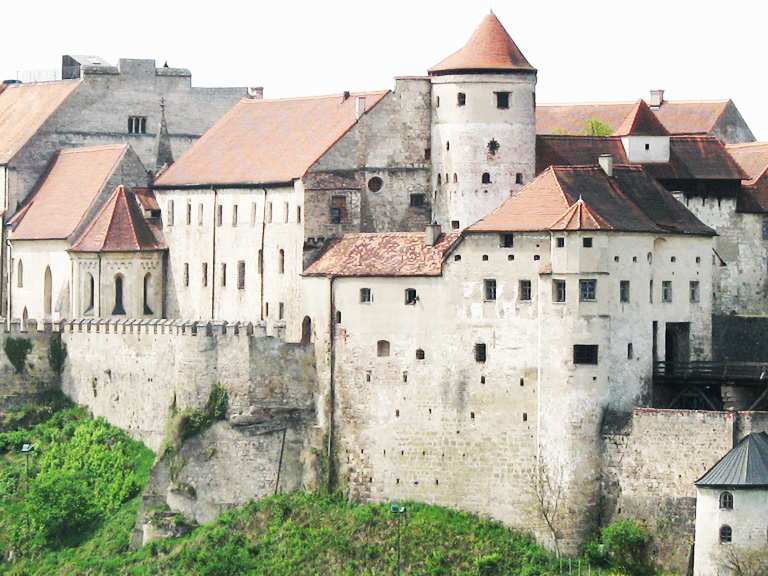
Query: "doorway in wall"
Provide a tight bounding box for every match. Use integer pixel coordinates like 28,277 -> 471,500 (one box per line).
665,322 -> 691,365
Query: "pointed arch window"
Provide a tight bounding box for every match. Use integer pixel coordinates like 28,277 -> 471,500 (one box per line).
84,273 -> 95,315
278,249 -> 285,274
16,260 -> 23,288
112,274 -> 126,315
143,273 -> 153,315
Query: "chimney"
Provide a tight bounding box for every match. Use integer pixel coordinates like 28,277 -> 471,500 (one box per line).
342,90 -> 350,101
649,89 -> 664,108
598,154 -> 614,177
425,222 -> 442,246
355,96 -> 367,120
247,86 -> 264,100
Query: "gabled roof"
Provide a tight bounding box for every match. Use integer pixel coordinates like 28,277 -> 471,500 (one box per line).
304,232 -> 461,278
726,142 -> 768,183
536,135 -> 748,181
0,80 -> 81,164
469,165 -> 714,236
155,91 -> 388,188
536,99 -> 733,137
9,144 -> 129,240
70,186 -> 164,252
429,13 -> 535,75
696,432 -> 768,488
613,100 -> 669,137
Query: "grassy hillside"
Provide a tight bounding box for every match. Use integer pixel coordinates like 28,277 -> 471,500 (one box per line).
0,397 -> 655,575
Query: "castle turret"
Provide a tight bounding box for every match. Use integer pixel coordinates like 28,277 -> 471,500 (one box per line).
429,12 -> 537,230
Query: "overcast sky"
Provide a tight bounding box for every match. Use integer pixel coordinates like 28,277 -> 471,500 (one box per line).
2,0 -> 764,139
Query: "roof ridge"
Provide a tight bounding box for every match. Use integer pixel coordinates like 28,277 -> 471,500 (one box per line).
243,90 -> 389,104
59,143 -> 129,154
72,145 -> 130,238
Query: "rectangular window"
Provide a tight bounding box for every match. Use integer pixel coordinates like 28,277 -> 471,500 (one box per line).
198,203 -> 204,225
279,302 -> 285,320
583,237 -> 593,248
216,205 -> 223,227
237,260 -> 245,290
451,220 -> 460,230
519,280 -> 532,301
360,288 -> 372,304
221,263 -> 227,287
515,173 -> 524,185
128,116 -> 147,134
267,202 -> 273,223
330,196 -> 347,224
186,202 -> 192,225
457,92 -> 466,107
474,343 -> 487,363
662,280 -> 673,303
484,279 -> 497,301
495,92 -> 510,109
620,280 -> 630,303
202,262 -> 208,287
579,279 -> 597,302
284,202 -> 289,223
500,234 -> 514,248
404,288 -> 418,305
556,237 -> 565,248
689,280 -> 700,303
553,279 -> 566,303
166,200 -> 175,226
409,193 -> 426,208
251,202 -> 258,225
573,344 -> 599,365
232,204 -> 238,226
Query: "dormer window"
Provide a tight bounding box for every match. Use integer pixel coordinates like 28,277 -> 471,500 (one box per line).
495,92 -> 510,109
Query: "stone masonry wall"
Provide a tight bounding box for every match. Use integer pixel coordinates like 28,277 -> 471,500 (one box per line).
0,322 -> 60,410
601,408 -> 768,572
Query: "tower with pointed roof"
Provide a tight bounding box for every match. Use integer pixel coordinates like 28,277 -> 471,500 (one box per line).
429,12 -> 536,230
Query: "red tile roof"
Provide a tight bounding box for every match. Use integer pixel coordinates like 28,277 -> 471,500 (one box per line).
304,232 -> 461,277
133,187 -> 160,211
726,142 -> 768,182
9,145 -> 129,240
469,165 -> 714,236
429,13 -> 534,75
155,91 -> 388,187
0,80 -> 81,164
613,100 -> 669,137
536,99 -> 732,137
536,135 -> 747,181
70,186 -> 165,252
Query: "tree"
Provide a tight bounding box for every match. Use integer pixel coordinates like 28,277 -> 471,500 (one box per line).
531,456 -> 563,556
720,545 -> 768,576
584,119 -> 613,137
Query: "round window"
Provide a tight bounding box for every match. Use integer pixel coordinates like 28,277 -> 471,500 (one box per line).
367,176 -> 383,192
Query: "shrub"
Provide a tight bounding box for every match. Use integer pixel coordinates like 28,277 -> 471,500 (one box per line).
4,337 -> 33,373
587,519 -> 655,576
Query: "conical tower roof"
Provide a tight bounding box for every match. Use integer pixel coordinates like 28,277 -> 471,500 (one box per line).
429,13 -> 535,75
153,97 -> 174,173
696,432 -> 768,488
549,197 -> 613,231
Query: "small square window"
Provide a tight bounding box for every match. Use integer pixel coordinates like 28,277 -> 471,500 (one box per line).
474,343 -> 487,363
495,92 -> 510,109
519,280 -> 532,301
662,280 -> 673,303
410,193 -> 426,208
451,221 -> 460,230
583,237 -> 593,248
579,279 -> 597,302
404,288 -> 418,305
556,237 -> 565,248
620,280 -> 630,303
457,92 -> 466,107
553,279 -> 566,303
500,234 -> 514,248
515,173 -> 524,185
360,288 -> 372,304
689,280 -> 700,303
484,279 -> 497,301
573,344 -> 598,365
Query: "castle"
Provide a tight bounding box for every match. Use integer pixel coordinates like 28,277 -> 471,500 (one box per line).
2,13 -> 768,573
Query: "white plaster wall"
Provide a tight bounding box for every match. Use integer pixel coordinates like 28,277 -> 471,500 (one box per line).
8,240 -> 71,320
694,487 -> 768,576
430,73 -> 536,230
621,136 -> 670,163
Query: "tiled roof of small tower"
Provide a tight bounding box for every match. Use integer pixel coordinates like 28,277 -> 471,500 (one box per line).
696,432 -> 768,488
155,91 -> 388,187
9,144 -> 129,240
613,100 -> 669,137
469,165 -> 714,236
304,232 -> 461,277
0,80 -> 81,164
727,143 -> 768,213
429,13 -> 535,75
70,186 -> 164,252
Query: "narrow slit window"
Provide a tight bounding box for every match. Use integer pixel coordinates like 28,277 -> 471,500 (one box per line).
237,260 -> 246,290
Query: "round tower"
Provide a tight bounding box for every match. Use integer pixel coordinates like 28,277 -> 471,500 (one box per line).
429,12 -> 537,230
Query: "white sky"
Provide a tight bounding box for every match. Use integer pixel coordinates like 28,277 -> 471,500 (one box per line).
2,0 -> 765,139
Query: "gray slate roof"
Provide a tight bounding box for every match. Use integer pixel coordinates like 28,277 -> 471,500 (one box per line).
696,432 -> 768,488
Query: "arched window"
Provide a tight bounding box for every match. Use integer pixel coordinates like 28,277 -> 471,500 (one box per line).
720,525 -> 732,544
301,316 -> 312,346
481,172 -> 492,184
453,173 -> 458,183
416,349 -> 425,360
377,340 -> 390,357
112,274 -> 126,315
43,266 -> 52,317
143,273 -> 153,315
278,249 -> 285,274
84,273 -> 95,315
16,260 -> 23,288
719,492 -> 733,510
22,307 -> 28,324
